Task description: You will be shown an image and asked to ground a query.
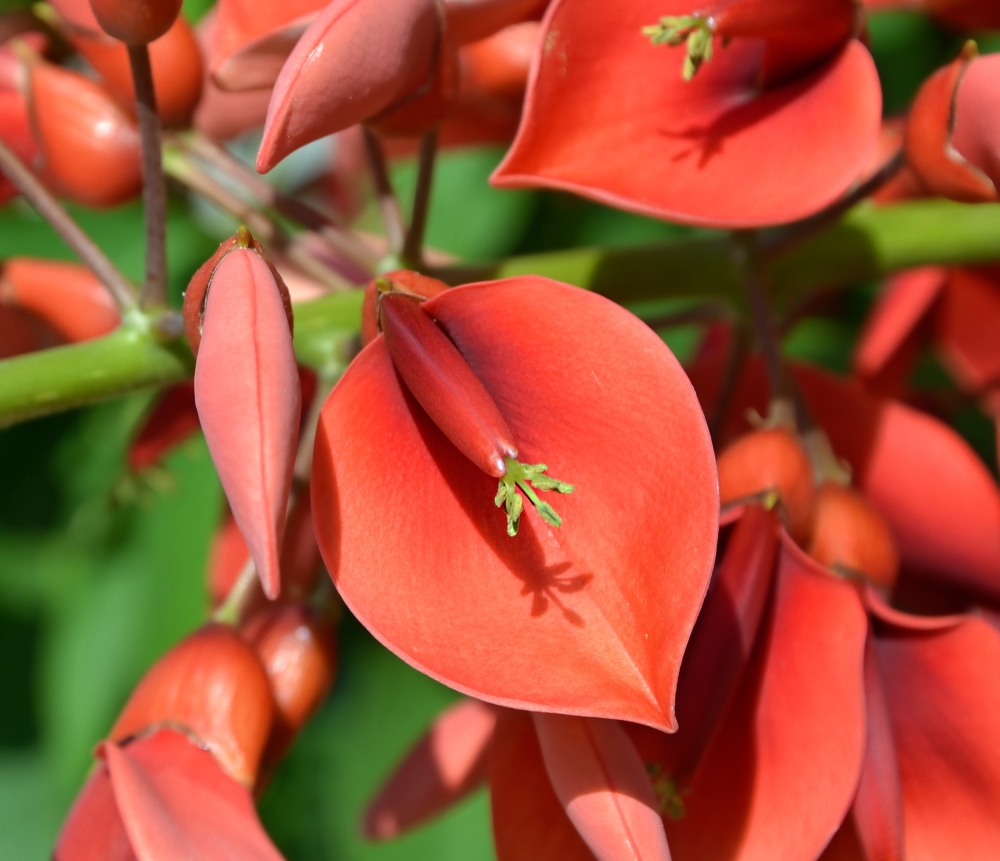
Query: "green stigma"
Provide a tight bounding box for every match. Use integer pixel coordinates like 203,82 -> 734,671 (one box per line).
495,458 -> 574,537
646,763 -> 688,820
642,15 -> 714,81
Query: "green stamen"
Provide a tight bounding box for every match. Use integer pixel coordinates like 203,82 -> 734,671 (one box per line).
646,763 -> 688,820
642,15 -> 715,80
496,458 -> 574,537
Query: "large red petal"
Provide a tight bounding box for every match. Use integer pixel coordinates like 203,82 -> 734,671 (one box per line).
492,0 -> 881,227
876,613 -> 1000,859
312,276 -> 718,728
53,762 -> 136,861
489,710 -> 596,861
853,267 -> 947,381
363,698 -> 496,839
103,730 -> 285,861
850,632 -> 904,861
195,249 -> 301,600
933,267 -> 1000,393
533,713 -> 671,861
667,534 -> 867,861
256,0 -> 438,171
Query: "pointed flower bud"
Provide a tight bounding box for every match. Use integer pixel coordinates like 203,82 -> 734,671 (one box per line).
89,0 -> 182,44
378,282 -> 574,536
110,624 -> 276,787
905,42 -> 998,203
26,55 -> 143,206
184,228 -> 300,600
257,0 -> 443,171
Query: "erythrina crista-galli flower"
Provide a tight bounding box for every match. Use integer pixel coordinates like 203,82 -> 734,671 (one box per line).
311,272 -> 718,729
493,0 -> 882,227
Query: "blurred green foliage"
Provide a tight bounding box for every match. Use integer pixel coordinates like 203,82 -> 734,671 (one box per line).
2,4 -> 1000,858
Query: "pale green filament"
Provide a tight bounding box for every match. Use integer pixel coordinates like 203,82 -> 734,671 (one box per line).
642,15 -> 715,80
495,458 -> 574,537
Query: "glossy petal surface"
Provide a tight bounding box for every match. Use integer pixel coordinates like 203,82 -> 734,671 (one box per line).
667,535 -> 867,861
195,249 -> 301,600
952,54 -> 1000,188
877,614 -> 1000,860
312,276 -> 718,729
364,699 -> 496,838
103,730 -> 285,861
493,0 -> 881,227
53,761 -> 136,861
489,710 -> 596,861
257,0 -> 438,171
534,713 -> 671,861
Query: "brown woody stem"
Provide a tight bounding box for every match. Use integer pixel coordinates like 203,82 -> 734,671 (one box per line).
363,128 -> 406,258
402,129 -> 438,267
0,136 -> 137,311
127,43 -> 168,308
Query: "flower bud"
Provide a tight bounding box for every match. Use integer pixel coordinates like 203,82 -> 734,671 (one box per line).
27,58 -> 143,206
378,287 -> 518,478
905,42 -> 997,204
717,427 -> 816,544
110,624 -> 275,787
185,228 -> 300,600
808,481 -> 900,592
361,269 -> 449,346
243,605 -> 337,765
0,257 -> 119,343
89,0 -> 182,44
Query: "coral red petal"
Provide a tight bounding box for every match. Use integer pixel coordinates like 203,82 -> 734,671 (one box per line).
850,633 -> 904,861
533,713 -> 671,861
53,762 -> 136,861
489,710 -> 596,861
103,730 -> 285,861
364,698 -> 497,839
0,258 -> 119,343
492,0 -> 881,227
210,0 -> 326,88
312,276 -> 718,729
257,0 -> 438,172
877,614 -> 1000,860
853,267 -> 947,381
666,534 -> 867,861
934,267 -> 1000,392
195,249 -> 301,600
658,505 -> 779,784
794,366 -> 1000,601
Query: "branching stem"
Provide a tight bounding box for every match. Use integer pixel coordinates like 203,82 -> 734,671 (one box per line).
0,137 -> 137,312
128,44 -> 168,308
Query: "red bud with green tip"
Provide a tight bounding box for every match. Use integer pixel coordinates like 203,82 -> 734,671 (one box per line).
89,0 -> 182,44
185,229 -> 300,600
110,624 -> 275,788
0,257 -> 119,343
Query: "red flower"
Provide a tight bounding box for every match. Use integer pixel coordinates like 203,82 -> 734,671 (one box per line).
311,273 -> 718,727
492,0 -> 882,227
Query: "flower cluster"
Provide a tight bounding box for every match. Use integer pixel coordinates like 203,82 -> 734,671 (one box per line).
0,0 -> 998,859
